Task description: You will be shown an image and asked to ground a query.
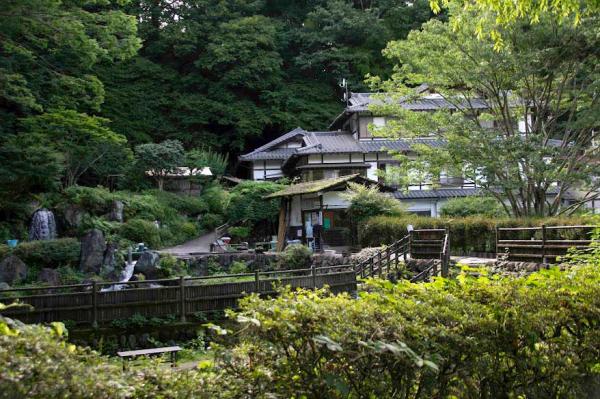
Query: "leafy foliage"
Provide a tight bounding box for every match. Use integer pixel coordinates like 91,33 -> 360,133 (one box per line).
369,7 -> 600,216
134,140 -> 185,191
225,262 -> 600,397
342,182 -> 405,222
278,244 -> 313,270
360,215 -> 595,254
226,180 -> 286,224
440,196 -> 506,217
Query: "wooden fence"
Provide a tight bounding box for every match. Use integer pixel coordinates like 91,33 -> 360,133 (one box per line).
496,225 -> 597,263
0,266 -> 356,326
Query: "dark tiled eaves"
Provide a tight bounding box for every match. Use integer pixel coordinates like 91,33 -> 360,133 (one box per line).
393,188 -> 482,200
239,148 -> 296,161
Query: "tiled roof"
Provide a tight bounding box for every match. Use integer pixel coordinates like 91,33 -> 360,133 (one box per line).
347,92 -> 490,113
239,148 -> 296,161
239,128 -> 446,162
393,188 -> 482,200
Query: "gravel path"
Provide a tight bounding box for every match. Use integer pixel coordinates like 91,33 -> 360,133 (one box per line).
159,231 -> 216,256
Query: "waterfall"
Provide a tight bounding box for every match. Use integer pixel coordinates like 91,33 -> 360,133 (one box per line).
29,208 -> 57,241
101,260 -> 136,292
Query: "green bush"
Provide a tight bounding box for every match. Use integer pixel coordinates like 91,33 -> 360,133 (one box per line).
0,316 -> 232,398
228,226 -> 250,240
360,215 -> 595,254
199,213 -> 225,231
440,196 -> 506,217
119,219 -> 161,249
226,180 -> 284,224
229,260 -> 248,274
142,189 -> 208,216
11,238 -> 81,269
201,183 -> 230,215
341,182 -> 405,222
226,263 -> 600,398
278,244 -> 312,270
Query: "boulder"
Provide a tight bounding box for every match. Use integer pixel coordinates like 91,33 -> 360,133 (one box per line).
38,268 -> 60,286
102,241 -> 119,276
63,205 -> 86,229
0,282 -> 10,290
0,255 -> 28,284
134,251 -> 161,279
109,200 -> 124,223
79,229 -> 106,274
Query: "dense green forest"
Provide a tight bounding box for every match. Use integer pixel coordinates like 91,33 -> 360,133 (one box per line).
1,0 -> 436,152
0,0 -> 437,221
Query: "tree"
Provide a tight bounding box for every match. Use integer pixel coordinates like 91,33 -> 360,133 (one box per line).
186,148 -> 229,177
226,181 -> 286,224
134,140 -> 185,191
0,134 -> 62,214
440,196 -> 506,217
0,0 -> 140,130
21,110 -> 128,188
370,10 -> 600,217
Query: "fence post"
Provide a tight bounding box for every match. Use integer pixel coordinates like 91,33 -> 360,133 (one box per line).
255,270 -> 260,293
311,265 -> 316,289
541,224 -> 547,264
378,252 -> 383,277
91,281 -> 98,328
409,230 -> 413,259
495,226 -> 499,257
369,257 -> 374,277
179,276 -> 186,323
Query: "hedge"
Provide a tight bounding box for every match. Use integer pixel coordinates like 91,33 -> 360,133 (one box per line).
359,215 -> 595,254
227,262 -> 600,397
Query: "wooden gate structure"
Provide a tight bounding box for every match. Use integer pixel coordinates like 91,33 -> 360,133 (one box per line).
496,225 -> 597,263
0,266 -> 356,326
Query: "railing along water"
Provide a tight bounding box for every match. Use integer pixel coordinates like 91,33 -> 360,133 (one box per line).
0,265 -> 357,326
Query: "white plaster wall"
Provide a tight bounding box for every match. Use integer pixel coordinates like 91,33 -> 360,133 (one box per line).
322,192 -> 351,209
308,154 -> 321,164
289,195 -> 302,225
366,162 -> 378,180
323,153 -> 350,163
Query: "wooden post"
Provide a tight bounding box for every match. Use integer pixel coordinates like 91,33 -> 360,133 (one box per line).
495,226 -> 499,258
311,265 -> 316,289
369,257 -> 374,277
276,198 -> 288,252
91,281 -> 98,328
179,276 -> 186,323
255,270 -> 260,293
409,230 -> 413,259
378,252 -> 383,277
541,224 -> 547,264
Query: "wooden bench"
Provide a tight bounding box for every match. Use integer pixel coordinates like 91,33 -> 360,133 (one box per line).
117,346 -> 182,370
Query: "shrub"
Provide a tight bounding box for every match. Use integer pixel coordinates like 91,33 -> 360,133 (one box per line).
229,260 -> 248,274
201,183 -> 230,215
0,316 -> 232,398
11,238 -> 81,269
199,213 -> 225,231
225,263 -> 600,398
143,189 -> 208,216
341,182 -> 405,222
278,244 -> 312,270
360,215 -> 595,254
440,196 -> 506,217
158,254 -> 188,278
228,226 -> 250,240
226,180 -> 284,224
119,219 -> 161,249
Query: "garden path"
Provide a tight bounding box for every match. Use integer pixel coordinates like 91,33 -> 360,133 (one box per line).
160,231 -> 216,256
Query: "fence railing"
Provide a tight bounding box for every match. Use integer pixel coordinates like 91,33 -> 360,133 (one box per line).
355,236 -> 409,279
355,229 -> 451,281
0,266 -> 357,326
496,225 -> 597,263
